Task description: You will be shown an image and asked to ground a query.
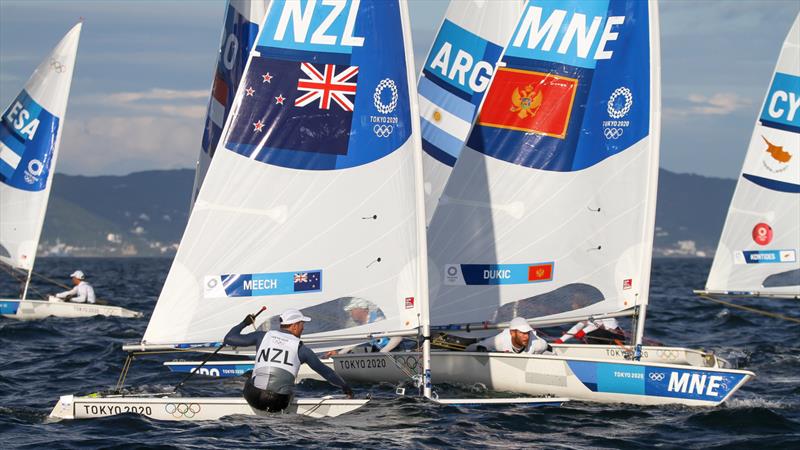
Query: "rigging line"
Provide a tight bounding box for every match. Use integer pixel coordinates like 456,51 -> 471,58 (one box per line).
697,294 -> 800,324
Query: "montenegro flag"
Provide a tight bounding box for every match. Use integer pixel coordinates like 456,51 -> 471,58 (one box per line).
477,68 -> 578,139
528,263 -> 554,282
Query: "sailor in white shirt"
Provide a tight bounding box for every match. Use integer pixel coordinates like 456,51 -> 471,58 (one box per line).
466,317 -> 549,354
554,318 -> 624,344
55,270 -> 96,304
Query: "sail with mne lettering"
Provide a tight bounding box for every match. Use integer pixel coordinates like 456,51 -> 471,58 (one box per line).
427,0 -> 660,327
191,0 -> 268,209
0,23 -> 81,274
702,14 -> 800,298
143,0 -> 427,347
419,0 -> 524,224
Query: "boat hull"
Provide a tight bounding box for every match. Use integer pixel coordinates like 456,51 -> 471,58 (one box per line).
0,299 -> 142,319
332,352 -> 754,407
49,394 -> 368,420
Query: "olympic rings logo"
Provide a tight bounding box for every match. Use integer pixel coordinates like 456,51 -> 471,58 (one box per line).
657,349 -> 678,360
603,127 -> 624,139
394,355 -> 419,371
165,402 -> 201,418
373,124 -> 394,138
607,87 -> 633,119
373,79 -> 398,114
649,372 -> 665,381
50,58 -> 66,73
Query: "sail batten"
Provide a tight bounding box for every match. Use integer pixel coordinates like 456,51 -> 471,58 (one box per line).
704,14 -> 800,297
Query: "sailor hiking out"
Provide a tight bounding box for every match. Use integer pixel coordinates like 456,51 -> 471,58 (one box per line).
224,308 -> 353,413
466,317 -> 550,354
555,318 -> 625,344
54,270 -> 96,304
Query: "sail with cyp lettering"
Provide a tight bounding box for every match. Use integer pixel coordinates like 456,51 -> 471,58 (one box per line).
427,0 -> 660,326
0,23 -> 81,272
703,14 -> 800,298
191,0 -> 268,209
420,0 -> 524,224
143,0 -> 427,346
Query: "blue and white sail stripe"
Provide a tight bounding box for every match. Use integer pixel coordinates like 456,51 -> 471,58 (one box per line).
418,77 -> 476,166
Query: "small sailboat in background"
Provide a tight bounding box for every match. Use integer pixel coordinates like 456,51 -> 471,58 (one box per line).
0,22 -> 141,320
695,14 -> 800,300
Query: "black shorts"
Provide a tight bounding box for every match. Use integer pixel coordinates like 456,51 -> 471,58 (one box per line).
585,328 -> 625,345
243,377 -> 291,412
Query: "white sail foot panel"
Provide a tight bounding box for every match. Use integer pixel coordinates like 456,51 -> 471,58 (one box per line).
0,299 -> 142,320
432,397 -> 567,407
49,394 -> 369,421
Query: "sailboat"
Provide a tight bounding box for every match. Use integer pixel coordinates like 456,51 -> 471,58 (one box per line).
51,0 -> 555,421
330,0 -> 755,407
420,0 -> 524,223
0,23 -> 141,320
190,0 -> 268,209
161,0 -> 527,379
695,14 -> 800,300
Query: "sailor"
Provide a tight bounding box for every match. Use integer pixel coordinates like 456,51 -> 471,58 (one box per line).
325,298 -> 403,357
554,317 -> 625,345
224,308 -> 354,413
465,317 -> 549,354
55,270 -> 96,304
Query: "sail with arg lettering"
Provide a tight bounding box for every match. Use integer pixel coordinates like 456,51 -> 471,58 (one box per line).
427,0 -> 660,326
143,0 -> 426,347
191,0 -> 268,208
419,1 -> 524,223
701,14 -> 800,298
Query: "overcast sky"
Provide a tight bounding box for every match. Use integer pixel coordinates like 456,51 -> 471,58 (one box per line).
1,0 -> 798,178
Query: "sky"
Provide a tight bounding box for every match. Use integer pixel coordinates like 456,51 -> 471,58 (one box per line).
1,0 -> 798,179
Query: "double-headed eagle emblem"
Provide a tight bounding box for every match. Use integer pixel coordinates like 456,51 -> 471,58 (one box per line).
511,84 -> 543,119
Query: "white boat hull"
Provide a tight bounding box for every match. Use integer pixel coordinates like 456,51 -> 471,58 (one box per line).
0,299 -> 142,320
49,394 -> 368,420
332,352 -> 754,407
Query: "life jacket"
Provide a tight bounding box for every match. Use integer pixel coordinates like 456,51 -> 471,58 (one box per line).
252,330 -> 302,394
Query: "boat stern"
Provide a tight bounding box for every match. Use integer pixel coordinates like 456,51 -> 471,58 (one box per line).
50,395 -> 76,420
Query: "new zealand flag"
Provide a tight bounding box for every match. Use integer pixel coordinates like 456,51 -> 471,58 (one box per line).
225,56 -> 358,159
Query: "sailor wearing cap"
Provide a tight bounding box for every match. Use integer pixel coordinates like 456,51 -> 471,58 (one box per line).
465,317 -> 549,354
224,308 -> 354,413
54,270 -> 96,304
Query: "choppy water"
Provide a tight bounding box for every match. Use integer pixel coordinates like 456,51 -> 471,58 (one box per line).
1,257 -> 798,449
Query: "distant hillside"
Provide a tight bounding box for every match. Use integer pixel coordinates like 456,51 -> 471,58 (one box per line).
38,168 -> 736,257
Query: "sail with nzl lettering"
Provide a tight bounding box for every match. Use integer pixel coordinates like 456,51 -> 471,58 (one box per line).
143,0 -> 427,347
419,0 -> 524,224
701,14 -> 800,298
0,23 -> 81,273
427,0 -> 660,326
190,0 -> 268,208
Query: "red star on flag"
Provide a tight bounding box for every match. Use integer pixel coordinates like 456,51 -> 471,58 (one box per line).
275,94 -> 285,105
262,73 -> 273,83
253,120 -> 264,132
245,86 -> 255,97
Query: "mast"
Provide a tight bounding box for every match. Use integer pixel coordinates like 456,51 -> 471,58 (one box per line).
634,0 -> 662,354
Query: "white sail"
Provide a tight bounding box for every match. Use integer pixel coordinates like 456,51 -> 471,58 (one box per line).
0,23 -> 82,272
191,0 -> 268,209
704,15 -> 800,298
143,0 -> 425,346
427,0 -> 660,326
420,0 -> 524,224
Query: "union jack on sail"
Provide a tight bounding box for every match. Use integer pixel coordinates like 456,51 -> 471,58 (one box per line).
295,63 -> 359,111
